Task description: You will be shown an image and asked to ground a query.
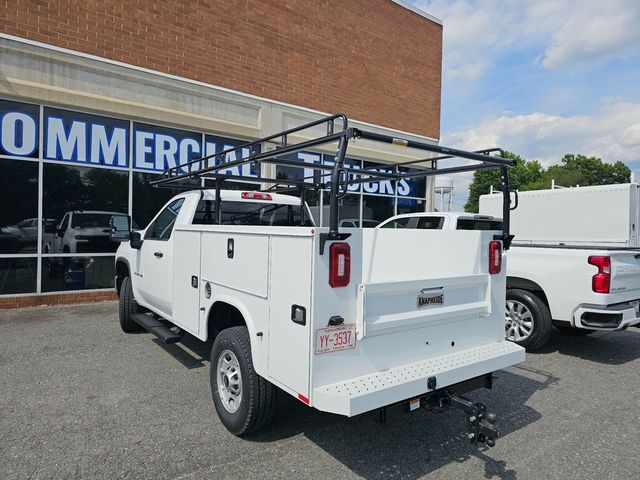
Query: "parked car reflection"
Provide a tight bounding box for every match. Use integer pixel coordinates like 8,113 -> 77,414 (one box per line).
0,218 -> 55,254
44,210 -> 128,255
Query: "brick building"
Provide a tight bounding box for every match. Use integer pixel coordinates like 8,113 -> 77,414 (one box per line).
0,0 -> 442,307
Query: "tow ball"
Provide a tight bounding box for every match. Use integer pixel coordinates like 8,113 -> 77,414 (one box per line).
423,393 -> 499,447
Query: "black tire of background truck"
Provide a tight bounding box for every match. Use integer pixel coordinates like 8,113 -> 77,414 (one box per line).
506,289 -> 553,352
554,324 -> 595,336
119,276 -> 143,333
210,326 -> 276,436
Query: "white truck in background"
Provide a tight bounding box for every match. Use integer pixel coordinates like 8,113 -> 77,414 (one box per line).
109,115 -> 524,444
480,184 -> 640,350
483,183 -> 640,248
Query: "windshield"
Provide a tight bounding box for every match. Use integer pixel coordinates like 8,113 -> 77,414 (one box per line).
71,213 -> 114,229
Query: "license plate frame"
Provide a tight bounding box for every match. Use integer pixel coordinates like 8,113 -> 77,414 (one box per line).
315,324 -> 357,355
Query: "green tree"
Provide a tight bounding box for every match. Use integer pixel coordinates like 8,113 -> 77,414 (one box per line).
545,154 -> 630,187
464,152 -> 544,212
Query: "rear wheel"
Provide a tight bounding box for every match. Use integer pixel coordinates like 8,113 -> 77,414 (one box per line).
119,276 -> 143,333
210,326 -> 276,436
505,289 -> 552,351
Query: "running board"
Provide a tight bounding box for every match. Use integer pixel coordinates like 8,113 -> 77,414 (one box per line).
132,313 -> 183,344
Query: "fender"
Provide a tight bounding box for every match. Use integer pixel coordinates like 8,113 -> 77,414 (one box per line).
204,293 -> 269,378
114,256 -> 131,294
205,293 -> 258,341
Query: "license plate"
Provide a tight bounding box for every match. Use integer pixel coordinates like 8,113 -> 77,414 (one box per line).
632,300 -> 640,315
315,324 -> 356,355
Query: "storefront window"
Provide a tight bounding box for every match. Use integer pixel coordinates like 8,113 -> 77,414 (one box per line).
362,195 -> 395,226
0,258 -> 37,294
132,172 -> 188,230
41,256 -> 116,292
396,196 -> 426,216
321,193 -> 362,227
0,159 -> 39,254
42,164 -> 128,254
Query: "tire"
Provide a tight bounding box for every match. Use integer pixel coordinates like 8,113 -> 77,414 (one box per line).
554,324 -> 595,336
210,326 -> 276,436
119,276 -> 143,333
505,289 -> 552,351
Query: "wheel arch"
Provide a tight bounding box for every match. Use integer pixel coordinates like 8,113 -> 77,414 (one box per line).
507,276 -> 549,309
205,296 -> 256,343
115,257 -> 130,295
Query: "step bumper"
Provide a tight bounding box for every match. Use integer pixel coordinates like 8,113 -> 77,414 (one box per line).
312,341 -> 525,417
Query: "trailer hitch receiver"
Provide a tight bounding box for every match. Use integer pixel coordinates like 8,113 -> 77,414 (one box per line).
423,393 -> 499,447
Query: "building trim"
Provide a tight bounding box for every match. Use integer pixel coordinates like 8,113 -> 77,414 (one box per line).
390,0 -> 443,25
0,33 -> 440,143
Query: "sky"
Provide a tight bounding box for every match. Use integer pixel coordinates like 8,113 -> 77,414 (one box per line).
410,0 -> 640,210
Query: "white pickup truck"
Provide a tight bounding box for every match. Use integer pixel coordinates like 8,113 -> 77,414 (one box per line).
109,115 -> 524,443
380,210 -> 640,351
479,188 -> 640,350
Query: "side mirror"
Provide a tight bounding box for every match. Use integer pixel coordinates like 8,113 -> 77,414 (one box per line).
44,220 -> 58,234
109,214 -> 131,241
130,231 -> 143,250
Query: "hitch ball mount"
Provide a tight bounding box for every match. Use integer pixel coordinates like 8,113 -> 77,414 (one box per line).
422,393 -> 499,447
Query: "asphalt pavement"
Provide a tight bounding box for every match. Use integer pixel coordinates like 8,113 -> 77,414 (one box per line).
1,301 -> 639,479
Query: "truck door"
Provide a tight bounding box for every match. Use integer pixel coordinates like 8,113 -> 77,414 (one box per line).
268,236 -> 313,397
136,198 -> 185,318
172,230 -> 201,335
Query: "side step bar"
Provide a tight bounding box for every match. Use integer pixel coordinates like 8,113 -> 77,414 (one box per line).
133,313 -> 183,344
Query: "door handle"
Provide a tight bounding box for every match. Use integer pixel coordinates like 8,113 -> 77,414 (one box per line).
154,251 -> 163,258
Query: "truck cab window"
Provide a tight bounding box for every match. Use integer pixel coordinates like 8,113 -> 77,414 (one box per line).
59,213 -> 69,232
457,219 -> 503,231
193,199 -> 216,225
145,198 -> 185,240
220,201 -> 312,227
381,216 -> 443,229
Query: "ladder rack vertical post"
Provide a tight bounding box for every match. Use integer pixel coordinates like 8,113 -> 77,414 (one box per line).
329,134 -> 348,238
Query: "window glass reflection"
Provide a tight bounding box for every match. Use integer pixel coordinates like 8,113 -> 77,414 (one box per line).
0,159 -> 39,254
362,195 -> 395,225
0,258 -> 37,294
320,193 -> 361,227
43,164 -> 128,254
41,256 -> 115,292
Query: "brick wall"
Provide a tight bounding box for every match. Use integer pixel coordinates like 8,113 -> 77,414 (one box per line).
0,0 -> 442,138
0,290 -> 117,309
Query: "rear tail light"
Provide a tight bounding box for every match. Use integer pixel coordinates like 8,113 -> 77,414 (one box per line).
241,192 -> 272,200
489,241 -> 502,275
588,256 -> 610,293
329,242 -> 351,288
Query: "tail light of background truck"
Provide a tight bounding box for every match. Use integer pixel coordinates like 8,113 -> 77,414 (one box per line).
489,241 -> 502,275
329,242 -> 351,288
588,256 -> 610,293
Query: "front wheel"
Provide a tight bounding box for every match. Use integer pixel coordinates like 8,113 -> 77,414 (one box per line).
505,289 -> 552,351
210,327 -> 276,436
119,276 -> 143,333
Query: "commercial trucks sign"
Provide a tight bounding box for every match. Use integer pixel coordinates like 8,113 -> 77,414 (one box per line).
1,98 -> 422,196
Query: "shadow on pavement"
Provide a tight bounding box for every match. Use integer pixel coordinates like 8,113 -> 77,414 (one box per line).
243,365 -> 556,480
151,333 -> 212,370
536,328 -> 640,365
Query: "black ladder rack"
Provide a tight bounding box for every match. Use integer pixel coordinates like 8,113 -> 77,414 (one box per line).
150,113 -> 515,252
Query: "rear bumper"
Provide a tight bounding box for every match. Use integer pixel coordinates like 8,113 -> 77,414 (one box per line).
311,341 -> 525,417
574,300 -> 640,330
